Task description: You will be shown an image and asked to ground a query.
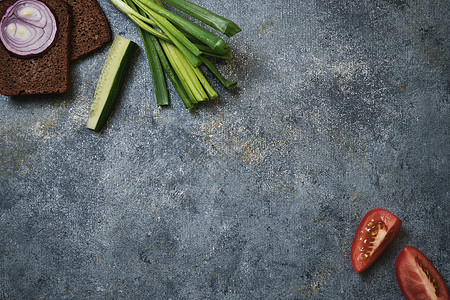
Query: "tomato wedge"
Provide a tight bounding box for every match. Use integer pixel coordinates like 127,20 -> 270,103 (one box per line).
395,246 -> 449,300
351,208 -> 402,273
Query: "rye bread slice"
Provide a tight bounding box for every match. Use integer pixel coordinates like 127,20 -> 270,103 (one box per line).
0,0 -> 71,96
65,0 -> 111,61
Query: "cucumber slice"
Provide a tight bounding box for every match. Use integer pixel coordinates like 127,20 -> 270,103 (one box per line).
87,35 -> 138,131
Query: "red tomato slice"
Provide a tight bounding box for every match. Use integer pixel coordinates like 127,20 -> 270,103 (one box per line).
395,246 -> 449,300
351,208 -> 402,273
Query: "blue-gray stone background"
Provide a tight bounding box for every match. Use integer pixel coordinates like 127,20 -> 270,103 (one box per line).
1,0 -> 449,299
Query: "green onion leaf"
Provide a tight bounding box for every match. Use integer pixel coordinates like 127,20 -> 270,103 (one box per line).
132,0 -> 202,67
140,30 -> 170,106
193,66 -> 218,100
196,44 -> 233,60
160,40 -> 199,103
200,56 -> 237,89
126,0 -> 169,106
135,0 -> 227,52
162,0 -> 242,37
152,38 -> 194,109
108,0 -> 239,109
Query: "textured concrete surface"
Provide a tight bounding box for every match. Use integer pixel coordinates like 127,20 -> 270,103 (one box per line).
0,0 -> 449,299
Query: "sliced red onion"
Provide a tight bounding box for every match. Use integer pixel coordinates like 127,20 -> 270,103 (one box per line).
0,0 -> 58,58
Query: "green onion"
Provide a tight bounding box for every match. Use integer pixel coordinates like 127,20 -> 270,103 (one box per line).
161,40 -> 208,102
109,0 -> 154,26
196,44 -> 232,60
109,0 -> 170,41
139,29 -> 170,106
176,30 -> 232,58
133,0 -> 202,66
160,40 -> 200,103
127,14 -> 169,41
200,56 -> 236,89
126,0 -> 169,106
152,37 -> 194,109
162,0 -> 242,37
193,66 -> 218,100
135,0 -> 227,52
108,0 -> 240,109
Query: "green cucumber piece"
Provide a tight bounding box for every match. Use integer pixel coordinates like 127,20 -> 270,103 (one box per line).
87,35 -> 138,131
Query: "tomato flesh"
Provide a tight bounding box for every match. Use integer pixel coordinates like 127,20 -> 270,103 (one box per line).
351,208 -> 402,273
395,246 -> 449,300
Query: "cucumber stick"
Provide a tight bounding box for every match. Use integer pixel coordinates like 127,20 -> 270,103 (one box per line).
87,36 -> 138,131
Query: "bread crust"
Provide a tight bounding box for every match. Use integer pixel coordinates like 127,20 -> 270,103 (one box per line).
0,0 -> 72,96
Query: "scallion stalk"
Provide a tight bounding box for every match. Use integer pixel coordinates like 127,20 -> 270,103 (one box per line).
200,56 -> 236,89
132,0 -> 202,67
126,0 -> 169,106
108,0 -> 239,109
151,36 -> 194,109
109,0 -> 153,26
196,44 -> 232,60
128,14 -> 169,41
160,40 -> 199,103
193,67 -> 218,100
171,44 -> 209,102
140,30 -> 170,106
109,0 -> 171,41
162,0 -> 241,37
134,0 -> 227,52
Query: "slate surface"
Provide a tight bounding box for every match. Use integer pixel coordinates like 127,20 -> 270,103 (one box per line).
0,0 -> 449,299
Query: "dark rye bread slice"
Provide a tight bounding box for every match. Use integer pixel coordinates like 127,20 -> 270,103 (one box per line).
65,0 -> 111,61
0,0 -> 71,96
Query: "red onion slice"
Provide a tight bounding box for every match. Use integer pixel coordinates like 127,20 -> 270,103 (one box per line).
0,0 -> 58,58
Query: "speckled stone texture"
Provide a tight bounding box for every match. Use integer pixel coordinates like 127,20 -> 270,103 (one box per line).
0,0 -> 449,299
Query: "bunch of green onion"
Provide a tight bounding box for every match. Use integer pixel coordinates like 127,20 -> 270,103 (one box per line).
109,0 -> 241,109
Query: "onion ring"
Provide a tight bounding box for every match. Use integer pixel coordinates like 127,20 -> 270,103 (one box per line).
0,0 -> 58,58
